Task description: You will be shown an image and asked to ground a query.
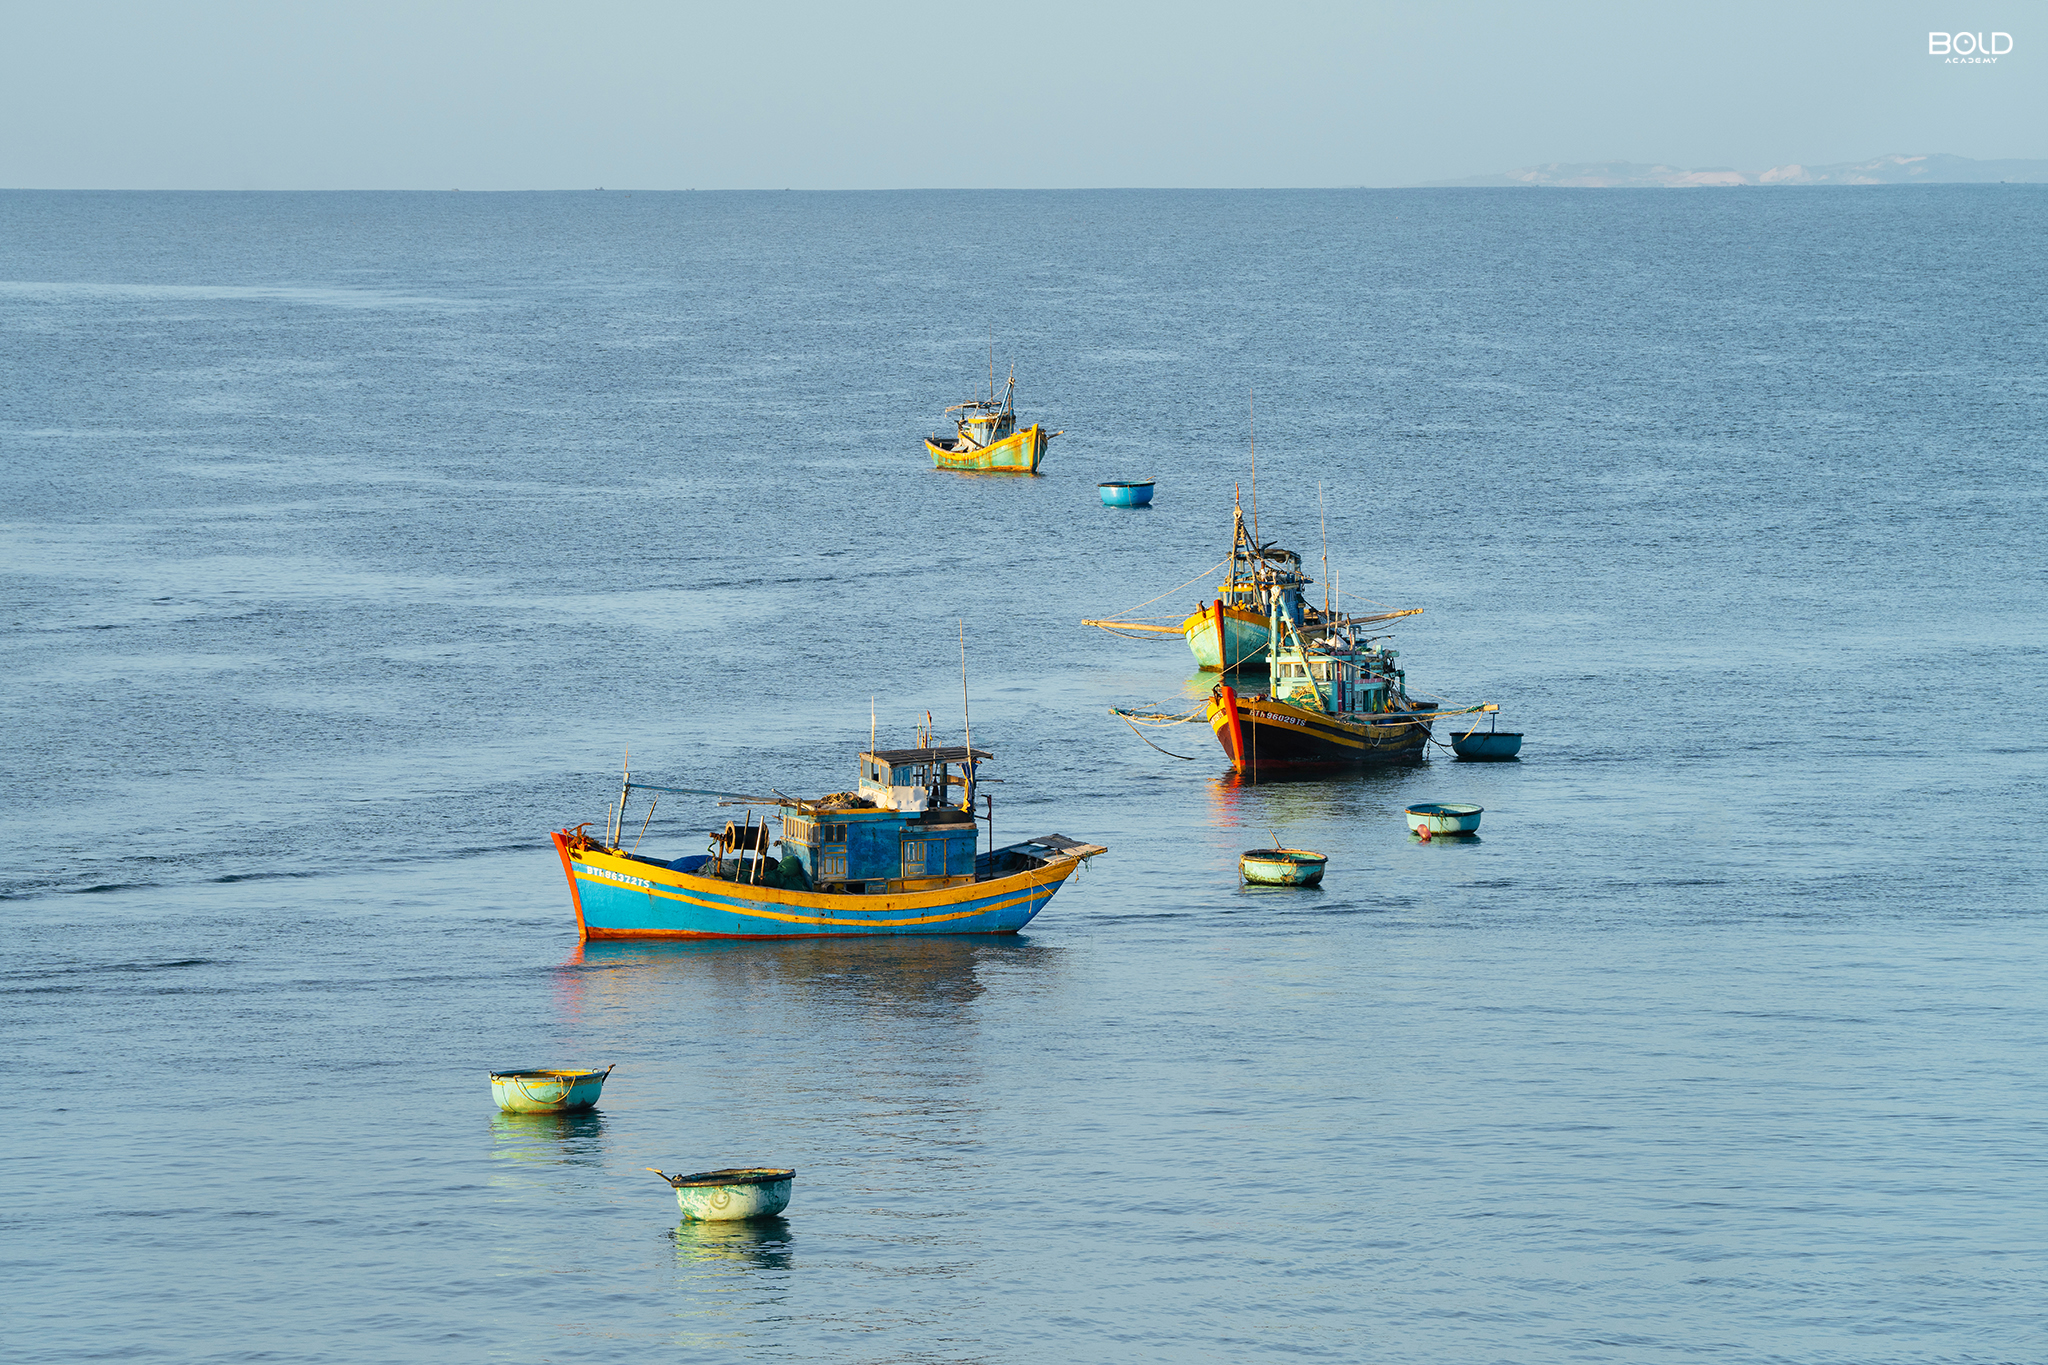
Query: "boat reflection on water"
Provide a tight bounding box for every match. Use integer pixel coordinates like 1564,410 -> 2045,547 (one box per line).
671,1216 -> 794,1272
1208,763 -> 1416,812
557,933 -> 1064,1024
488,1109 -> 607,1160
486,1110 -> 607,1195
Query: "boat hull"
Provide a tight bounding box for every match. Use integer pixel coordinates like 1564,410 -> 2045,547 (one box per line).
927,424 -> 1050,472
553,832 -> 1086,940
490,1068 -> 610,1114
1099,481 -> 1155,507
1451,732 -> 1523,761
672,1171 -> 795,1222
1180,601 -> 1271,672
1406,803 -> 1483,836
1206,685 -> 1431,771
1239,850 -> 1327,886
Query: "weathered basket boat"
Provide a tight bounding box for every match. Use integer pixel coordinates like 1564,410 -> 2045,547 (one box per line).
651,1167 -> 796,1222
1405,803 -> 1483,836
490,1065 -> 613,1114
1099,480 -> 1155,507
1239,847 -> 1328,886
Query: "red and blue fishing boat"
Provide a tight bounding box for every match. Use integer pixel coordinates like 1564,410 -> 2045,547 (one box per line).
1199,570 -> 1496,772
550,742 -> 1105,940
1111,550 -> 1498,773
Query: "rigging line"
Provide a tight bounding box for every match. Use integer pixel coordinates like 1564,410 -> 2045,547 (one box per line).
1114,711 -> 1206,727
1120,714 -> 1199,760
1090,557 -> 1230,622
1089,625 -> 1186,643
1112,700 -> 1207,722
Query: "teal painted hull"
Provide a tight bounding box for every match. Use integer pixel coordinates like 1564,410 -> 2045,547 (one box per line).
1239,849 -> 1327,886
1451,732 -> 1523,760
490,1067 -> 611,1113
1187,613 -> 1271,672
1405,803 -> 1483,836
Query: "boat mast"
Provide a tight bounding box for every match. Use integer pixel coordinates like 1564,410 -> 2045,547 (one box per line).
958,619 -> 974,818
616,749 -> 630,847
1248,388 -> 1258,549
1229,485 -> 1243,605
1319,480 -> 1329,616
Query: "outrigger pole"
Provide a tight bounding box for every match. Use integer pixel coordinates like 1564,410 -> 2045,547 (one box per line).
623,782 -> 796,806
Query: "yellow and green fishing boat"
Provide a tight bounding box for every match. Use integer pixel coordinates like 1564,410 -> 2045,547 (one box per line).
925,365 -> 1059,473
1086,493 -> 1421,671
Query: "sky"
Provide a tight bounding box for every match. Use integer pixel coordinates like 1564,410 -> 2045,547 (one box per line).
1,0 -> 2040,189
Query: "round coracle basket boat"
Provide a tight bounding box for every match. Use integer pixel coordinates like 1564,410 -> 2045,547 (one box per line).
489,1065 -> 612,1114
1450,731 -> 1522,761
1098,480 -> 1156,507
1404,803 -> 1483,837
650,1167 -> 797,1221
1239,847 -> 1327,886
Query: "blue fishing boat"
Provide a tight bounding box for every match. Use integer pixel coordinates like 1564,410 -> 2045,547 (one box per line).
550,742 -> 1106,940
1099,480 -> 1155,507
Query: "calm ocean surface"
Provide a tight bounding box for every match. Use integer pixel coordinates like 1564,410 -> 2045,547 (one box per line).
4,188 -> 2046,1363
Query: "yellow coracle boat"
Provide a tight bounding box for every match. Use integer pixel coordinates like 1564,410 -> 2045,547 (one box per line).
925,365 -> 1059,472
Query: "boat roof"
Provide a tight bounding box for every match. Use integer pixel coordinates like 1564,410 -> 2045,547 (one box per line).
862,746 -> 991,764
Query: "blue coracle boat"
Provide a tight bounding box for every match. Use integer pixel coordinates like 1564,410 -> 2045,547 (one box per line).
551,743 -> 1106,940
1099,480 -> 1155,507
1450,731 -> 1523,760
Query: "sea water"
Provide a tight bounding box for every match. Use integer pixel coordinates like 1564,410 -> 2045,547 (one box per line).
3,187 -> 2045,1362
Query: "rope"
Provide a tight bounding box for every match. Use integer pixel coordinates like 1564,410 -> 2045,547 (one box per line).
1092,624 -> 1186,643
1120,714 -> 1200,760
513,1075 -> 572,1103
1110,704 -> 1206,726
1088,557 -> 1229,625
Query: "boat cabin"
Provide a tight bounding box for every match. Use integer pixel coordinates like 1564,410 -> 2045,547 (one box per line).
1265,592 -> 1410,717
945,400 -> 1016,452
1219,501 -> 1323,629
779,746 -> 987,894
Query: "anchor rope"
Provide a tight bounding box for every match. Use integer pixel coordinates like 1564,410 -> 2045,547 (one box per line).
1086,557 -> 1229,626
1109,704 -> 1207,726
1119,714 -> 1200,760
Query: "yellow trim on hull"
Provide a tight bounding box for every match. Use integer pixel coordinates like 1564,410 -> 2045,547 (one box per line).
1176,602 -> 1267,635
927,423 -> 1050,472
1207,693 -> 1433,753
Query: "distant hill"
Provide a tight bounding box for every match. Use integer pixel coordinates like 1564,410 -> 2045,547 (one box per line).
1426,152 -> 2048,188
